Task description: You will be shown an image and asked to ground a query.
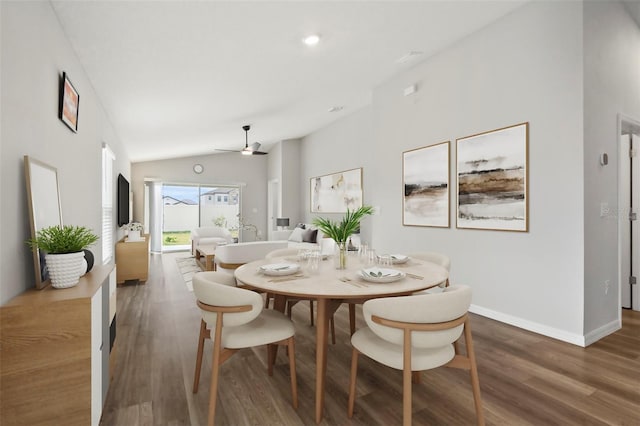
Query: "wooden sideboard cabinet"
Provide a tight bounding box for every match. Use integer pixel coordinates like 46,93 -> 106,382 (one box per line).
115,234 -> 149,284
0,264 -> 116,426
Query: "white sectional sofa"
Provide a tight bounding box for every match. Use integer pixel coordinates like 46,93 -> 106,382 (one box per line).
214,240 -> 288,271
273,224 -> 361,252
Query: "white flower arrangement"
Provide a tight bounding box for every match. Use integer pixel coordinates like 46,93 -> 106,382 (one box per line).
123,222 -> 143,231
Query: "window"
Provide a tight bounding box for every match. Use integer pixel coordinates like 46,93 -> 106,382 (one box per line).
102,144 -> 115,264
217,195 -> 222,203
223,195 -> 228,203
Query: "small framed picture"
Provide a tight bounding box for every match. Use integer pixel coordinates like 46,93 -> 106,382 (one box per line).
59,72 -> 79,132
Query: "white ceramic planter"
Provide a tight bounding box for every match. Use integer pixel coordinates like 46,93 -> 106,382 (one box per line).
45,251 -> 85,289
128,230 -> 141,241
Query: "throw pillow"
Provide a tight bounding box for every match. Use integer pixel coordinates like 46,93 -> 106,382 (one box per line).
288,227 -> 304,243
302,228 -> 318,243
295,223 -> 306,229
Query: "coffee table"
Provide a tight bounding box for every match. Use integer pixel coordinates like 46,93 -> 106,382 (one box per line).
195,245 -> 217,271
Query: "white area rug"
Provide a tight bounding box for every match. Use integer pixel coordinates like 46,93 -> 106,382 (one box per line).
176,256 -> 201,291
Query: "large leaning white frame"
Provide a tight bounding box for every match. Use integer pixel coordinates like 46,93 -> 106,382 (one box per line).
24,156 -> 64,289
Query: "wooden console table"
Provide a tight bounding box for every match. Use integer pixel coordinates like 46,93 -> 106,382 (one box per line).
0,264 -> 116,426
115,234 -> 149,284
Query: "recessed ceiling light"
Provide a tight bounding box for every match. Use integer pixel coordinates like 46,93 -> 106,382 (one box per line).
303,34 -> 320,46
328,106 -> 343,113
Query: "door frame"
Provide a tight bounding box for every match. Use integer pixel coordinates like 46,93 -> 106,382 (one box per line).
617,113 -> 640,313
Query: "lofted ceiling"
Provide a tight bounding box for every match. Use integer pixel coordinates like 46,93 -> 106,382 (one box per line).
51,0 -> 527,162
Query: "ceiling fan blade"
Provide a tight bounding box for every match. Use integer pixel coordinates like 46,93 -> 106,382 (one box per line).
252,151 -> 268,155
215,149 -> 241,153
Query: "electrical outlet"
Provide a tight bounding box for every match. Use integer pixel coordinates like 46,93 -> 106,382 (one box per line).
604,279 -> 611,295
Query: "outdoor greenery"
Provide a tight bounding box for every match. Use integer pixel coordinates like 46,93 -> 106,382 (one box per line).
163,231 -> 191,246
312,205 -> 374,244
27,225 -> 99,254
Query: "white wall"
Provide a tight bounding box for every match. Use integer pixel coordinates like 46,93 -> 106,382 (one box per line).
0,1 -> 130,304
266,139 -> 302,230
583,1 -> 640,339
301,1 -> 587,343
131,153 -> 268,241
301,107 -> 374,245
281,139 -> 301,226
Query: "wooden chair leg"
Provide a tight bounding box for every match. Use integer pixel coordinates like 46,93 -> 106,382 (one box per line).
287,337 -> 298,409
349,303 -> 356,336
347,347 -> 359,418
208,319 -> 224,426
264,293 -> 271,309
309,300 -> 315,326
267,343 -> 275,376
330,316 -> 336,345
403,329 -> 412,426
193,319 -> 207,393
464,319 -> 484,426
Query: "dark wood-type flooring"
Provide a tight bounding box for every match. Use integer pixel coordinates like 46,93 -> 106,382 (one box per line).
100,252 -> 640,425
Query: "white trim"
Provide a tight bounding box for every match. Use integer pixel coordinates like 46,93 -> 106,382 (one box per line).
469,304 -> 586,347
584,318 -> 621,347
617,113 -> 640,315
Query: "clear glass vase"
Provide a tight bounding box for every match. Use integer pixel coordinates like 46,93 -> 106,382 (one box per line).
334,241 -> 348,270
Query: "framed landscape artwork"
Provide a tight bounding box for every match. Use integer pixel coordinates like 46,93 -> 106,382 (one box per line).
311,167 -> 363,213
403,141 -> 450,227
59,72 -> 79,132
456,122 -> 529,232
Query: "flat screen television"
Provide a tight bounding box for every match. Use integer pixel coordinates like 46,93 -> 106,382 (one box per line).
117,174 -> 130,226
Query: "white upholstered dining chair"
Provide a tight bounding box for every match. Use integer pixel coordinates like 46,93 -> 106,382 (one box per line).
408,251 -> 451,289
265,248 -> 338,343
192,271 -> 298,426
348,285 -> 484,426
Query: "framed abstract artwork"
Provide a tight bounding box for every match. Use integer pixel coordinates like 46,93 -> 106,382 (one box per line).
402,141 -> 450,227
456,122 -> 529,232
59,72 -> 79,132
310,167 -> 363,213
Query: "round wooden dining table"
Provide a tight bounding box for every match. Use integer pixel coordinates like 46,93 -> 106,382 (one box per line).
235,254 -> 449,423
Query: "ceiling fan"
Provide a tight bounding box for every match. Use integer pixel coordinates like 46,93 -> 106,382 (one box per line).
216,125 -> 268,156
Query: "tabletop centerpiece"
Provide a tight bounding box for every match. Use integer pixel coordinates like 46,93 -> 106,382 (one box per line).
312,205 -> 373,269
123,221 -> 143,241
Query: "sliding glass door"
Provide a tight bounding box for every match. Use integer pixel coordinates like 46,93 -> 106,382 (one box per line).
199,186 -> 241,242
159,183 -> 241,251
162,185 -> 199,251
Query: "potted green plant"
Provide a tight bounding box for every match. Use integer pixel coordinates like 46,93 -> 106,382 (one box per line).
27,225 -> 99,288
312,205 -> 374,269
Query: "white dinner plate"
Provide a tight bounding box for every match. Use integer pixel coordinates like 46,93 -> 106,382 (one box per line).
260,263 -> 300,276
359,267 -> 405,283
390,254 -> 409,264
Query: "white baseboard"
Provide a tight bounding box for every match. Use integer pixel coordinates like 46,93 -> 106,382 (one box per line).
583,318 -> 621,346
469,304 -> 587,347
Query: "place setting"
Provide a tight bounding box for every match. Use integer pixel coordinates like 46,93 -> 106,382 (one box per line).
258,262 -> 308,282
